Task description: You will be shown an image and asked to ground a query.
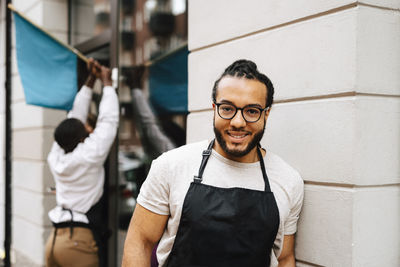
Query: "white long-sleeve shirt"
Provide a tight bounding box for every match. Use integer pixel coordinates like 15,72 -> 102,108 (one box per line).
48,85 -> 119,223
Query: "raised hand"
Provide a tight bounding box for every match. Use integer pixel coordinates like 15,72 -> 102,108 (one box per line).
101,66 -> 112,87
124,65 -> 145,89
87,58 -> 101,79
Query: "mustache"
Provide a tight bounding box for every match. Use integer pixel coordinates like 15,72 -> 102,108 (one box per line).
225,127 -> 251,133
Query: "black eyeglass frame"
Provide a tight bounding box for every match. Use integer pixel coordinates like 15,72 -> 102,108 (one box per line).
213,102 -> 270,123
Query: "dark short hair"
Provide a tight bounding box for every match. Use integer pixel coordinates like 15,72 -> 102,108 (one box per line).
212,59 -> 274,108
54,118 -> 89,153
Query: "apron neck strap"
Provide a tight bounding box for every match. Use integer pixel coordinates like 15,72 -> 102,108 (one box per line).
194,140 -> 214,183
257,145 -> 272,192
194,141 -> 272,192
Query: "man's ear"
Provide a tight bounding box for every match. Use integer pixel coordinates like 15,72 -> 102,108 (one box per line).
265,107 -> 272,122
266,107 -> 271,117
212,103 -> 216,110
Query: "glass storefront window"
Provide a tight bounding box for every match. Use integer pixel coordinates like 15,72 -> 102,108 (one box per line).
117,0 -> 188,265
118,0 -> 187,66
69,0 -> 111,45
71,1 -> 188,265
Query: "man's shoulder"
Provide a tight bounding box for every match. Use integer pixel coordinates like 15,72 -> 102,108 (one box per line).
153,140 -> 209,165
161,140 -> 209,158
267,151 -> 303,187
147,140 -> 210,179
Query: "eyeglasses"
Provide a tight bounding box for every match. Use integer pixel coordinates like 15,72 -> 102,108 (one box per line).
214,102 -> 269,123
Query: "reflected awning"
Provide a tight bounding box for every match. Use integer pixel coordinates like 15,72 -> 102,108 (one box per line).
149,45 -> 188,114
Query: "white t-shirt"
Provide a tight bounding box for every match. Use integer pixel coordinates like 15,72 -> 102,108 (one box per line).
137,140 -> 304,267
48,85 -> 119,223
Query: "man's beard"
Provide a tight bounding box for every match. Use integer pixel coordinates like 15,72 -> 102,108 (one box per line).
213,119 -> 265,158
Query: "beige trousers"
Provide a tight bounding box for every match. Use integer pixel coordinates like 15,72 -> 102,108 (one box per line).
45,227 -> 99,267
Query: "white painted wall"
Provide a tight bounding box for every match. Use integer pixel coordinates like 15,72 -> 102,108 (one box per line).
188,1 -> 399,266
9,0 -> 67,266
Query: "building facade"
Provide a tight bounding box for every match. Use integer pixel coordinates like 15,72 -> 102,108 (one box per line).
0,0 -> 399,266
187,1 -> 400,266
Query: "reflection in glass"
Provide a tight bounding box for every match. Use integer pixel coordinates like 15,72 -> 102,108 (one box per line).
117,0 -> 188,265
70,0 -> 111,45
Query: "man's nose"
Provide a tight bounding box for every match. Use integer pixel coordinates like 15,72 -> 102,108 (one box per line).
230,110 -> 246,127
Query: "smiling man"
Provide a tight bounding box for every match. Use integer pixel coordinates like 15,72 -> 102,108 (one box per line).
122,59 -> 304,267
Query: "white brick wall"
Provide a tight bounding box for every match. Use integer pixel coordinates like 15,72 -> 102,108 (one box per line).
13,215 -> 52,265
352,185 -> 400,266
296,184 -> 355,266
188,1 -> 399,266
189,1 -> 400,51
7,1 -> 69,265
356,7 -> 400,95
189,0 -> 355,50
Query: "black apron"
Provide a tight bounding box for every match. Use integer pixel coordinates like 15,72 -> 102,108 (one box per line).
52,194 -> 109,267
166,140 -> 280,267
86,194 -> 109,267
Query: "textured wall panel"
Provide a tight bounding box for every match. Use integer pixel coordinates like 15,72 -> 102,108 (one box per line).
42,1 -> 67,32
361,0 -> 400,9
296,184 -> 354,266
357,7 -> 400,95
13,128 -> 53,160
354,96 -> 400,185
13,216 -> 51,266
13,160 -> 54,193
189,0 -> 354,50
12,102 -> 65,129
186,110 -> 214,143
12,187 -> 54,226
353,185 -> 400,266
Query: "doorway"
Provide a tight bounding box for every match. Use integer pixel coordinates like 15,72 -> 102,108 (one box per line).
70,1 -> 188,266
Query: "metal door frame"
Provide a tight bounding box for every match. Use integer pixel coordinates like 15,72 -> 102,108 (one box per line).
70,1 -> 120,266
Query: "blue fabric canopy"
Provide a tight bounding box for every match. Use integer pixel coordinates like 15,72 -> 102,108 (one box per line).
149,46 -> 188,114
14,12 -> 77,110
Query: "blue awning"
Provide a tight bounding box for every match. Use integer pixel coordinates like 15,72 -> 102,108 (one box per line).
14,12 -> 77,110
149,46 -> 188,114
